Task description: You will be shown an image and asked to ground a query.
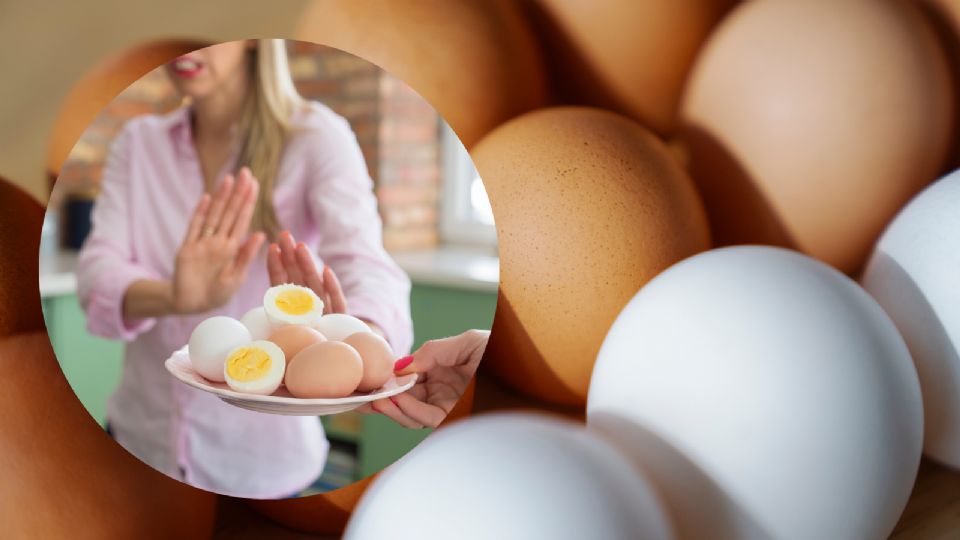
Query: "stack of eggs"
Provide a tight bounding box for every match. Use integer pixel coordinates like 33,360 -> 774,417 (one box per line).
187,284 -> 394,398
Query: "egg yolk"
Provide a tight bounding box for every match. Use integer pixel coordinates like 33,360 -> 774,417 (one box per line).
226,347 -> 272,381
276,289 -> 314,315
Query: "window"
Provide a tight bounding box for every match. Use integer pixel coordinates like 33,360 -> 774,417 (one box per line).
439,122 -> 497,246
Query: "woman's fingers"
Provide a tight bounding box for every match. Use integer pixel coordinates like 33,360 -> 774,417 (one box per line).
294,242 -> 325,294
225,232 -> 266,281
183,193 -> 211,243
203,174 -> 235,235
322,265 -> 348,314
370,398 -> 424,429
225,177 -> 259,241
267,243 -> 288,285
278,231 -> 303,283
215,172 -> 252,238
391,392 -> 448,428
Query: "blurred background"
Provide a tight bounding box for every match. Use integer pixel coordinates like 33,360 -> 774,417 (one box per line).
38,40 -> 498,495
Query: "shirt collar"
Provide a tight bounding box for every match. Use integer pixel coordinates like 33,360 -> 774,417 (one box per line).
164,106 -> 194,155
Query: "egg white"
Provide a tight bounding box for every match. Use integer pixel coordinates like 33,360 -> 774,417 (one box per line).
263,283 -> 324,327
223,340 -> 286,395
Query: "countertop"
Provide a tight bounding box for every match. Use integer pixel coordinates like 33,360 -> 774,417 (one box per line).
38,245 -> 500,299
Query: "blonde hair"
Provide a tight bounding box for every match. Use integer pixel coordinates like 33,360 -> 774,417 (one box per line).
236,39 -> 304,238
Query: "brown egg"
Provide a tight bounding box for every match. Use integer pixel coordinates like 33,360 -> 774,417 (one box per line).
680,0 -> 955,275
0,332 -> 217,537
532,0 -> 735,134
0,177 -> 44,339
474,107 -> 711,407
285,341 -> 363,399
294,0 -> 548,148
247,474 -> 376,535
343,332 -> 394,392
267,324 -> 326,365
920,0 -> 960,168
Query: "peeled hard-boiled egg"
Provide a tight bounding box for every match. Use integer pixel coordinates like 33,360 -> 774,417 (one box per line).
263,284 -> 324,327
343,332 -> 394,392
188,316 -> 252,383
313,314 -> 371,342
240,306 -> 274,341
223,340 -> 286,396
268,325 -> 327,366
286,341 -> 363,399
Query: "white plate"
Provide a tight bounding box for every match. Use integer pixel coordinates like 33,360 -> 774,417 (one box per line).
164,346 -> 417,416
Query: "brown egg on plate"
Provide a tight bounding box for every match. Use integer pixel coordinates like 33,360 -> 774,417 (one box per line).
343,332 -> 394,393
267,324 -> 326,366
285,341 -> 363,399
530,0 -> 735,134
474,106 -> 711,407
680,0 -> 955,275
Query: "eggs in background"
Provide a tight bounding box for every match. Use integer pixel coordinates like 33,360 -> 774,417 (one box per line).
679,0 -> 954,274
343,332 -> 394,392
188,316 -> 252,383
587,246 -> 922,539
223,340 -> 286,395
474,106 -> 711,407
862,169 -> 960,469
285,341 -> 364,399
263,284 -> 324,327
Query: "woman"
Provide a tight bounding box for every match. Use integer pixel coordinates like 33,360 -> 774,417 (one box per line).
77,39 -> 412,498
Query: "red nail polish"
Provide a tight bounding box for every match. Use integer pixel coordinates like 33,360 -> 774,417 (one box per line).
394,356 -> 414,372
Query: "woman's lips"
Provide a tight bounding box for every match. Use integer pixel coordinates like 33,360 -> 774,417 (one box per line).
170,56 -> 203,78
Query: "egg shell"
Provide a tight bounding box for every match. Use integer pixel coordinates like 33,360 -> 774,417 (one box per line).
313,313 -> 371,342
587,246 -> 922,539
0,177 -> 44,338
532,0 -> 735,134
188,316 -> 252,383
343,332 -> 394,392
680,0 -> 955,274
268,325 -> 327,365
862,169 -> 960,468
240,306 -> 274,341
295,0 -> 547,148
285,341 -> 364,399
473,107 -> 711,406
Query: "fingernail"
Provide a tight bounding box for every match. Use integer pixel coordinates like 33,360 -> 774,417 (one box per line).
394,356 -> 414,372
389,397 -> 399,406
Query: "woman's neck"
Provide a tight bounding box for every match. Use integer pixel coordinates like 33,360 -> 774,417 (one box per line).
192,72 -> 250,142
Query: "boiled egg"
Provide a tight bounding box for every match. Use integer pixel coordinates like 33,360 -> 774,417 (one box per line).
223,340 -> 286,396
313,313 -> 371,342
268,324 -> 327,365
343,331 -> 394,392
240,306 -> 274,341
263,284 -> 324,327
285,341 -> 363,399
188,316 -> 252,383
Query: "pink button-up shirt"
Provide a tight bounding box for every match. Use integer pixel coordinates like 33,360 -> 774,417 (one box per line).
76,102 -> 413,499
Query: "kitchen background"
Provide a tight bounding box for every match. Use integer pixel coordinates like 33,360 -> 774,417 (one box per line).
38,40 -> 498,495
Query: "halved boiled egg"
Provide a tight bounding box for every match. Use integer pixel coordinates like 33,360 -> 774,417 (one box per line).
263,283 -> 324,327
223,340 -> 286,395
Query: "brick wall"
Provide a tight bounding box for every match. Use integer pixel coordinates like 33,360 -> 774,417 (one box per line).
53,40 -> 441,252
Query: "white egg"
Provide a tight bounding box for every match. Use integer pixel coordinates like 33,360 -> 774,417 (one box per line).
240,306 -> 274,341
862,169 -> 960,468
188,316 -> 251,383
344,413 -> 673,540
587,246 -> 922,540
223,340 -> 286,395
313,313 -> 371,342
263,283 -> 324,327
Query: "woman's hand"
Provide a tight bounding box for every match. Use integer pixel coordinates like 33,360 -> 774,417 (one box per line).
267,231 -> 348,315
363,329 -> 489,429
171,167 -> 265,314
